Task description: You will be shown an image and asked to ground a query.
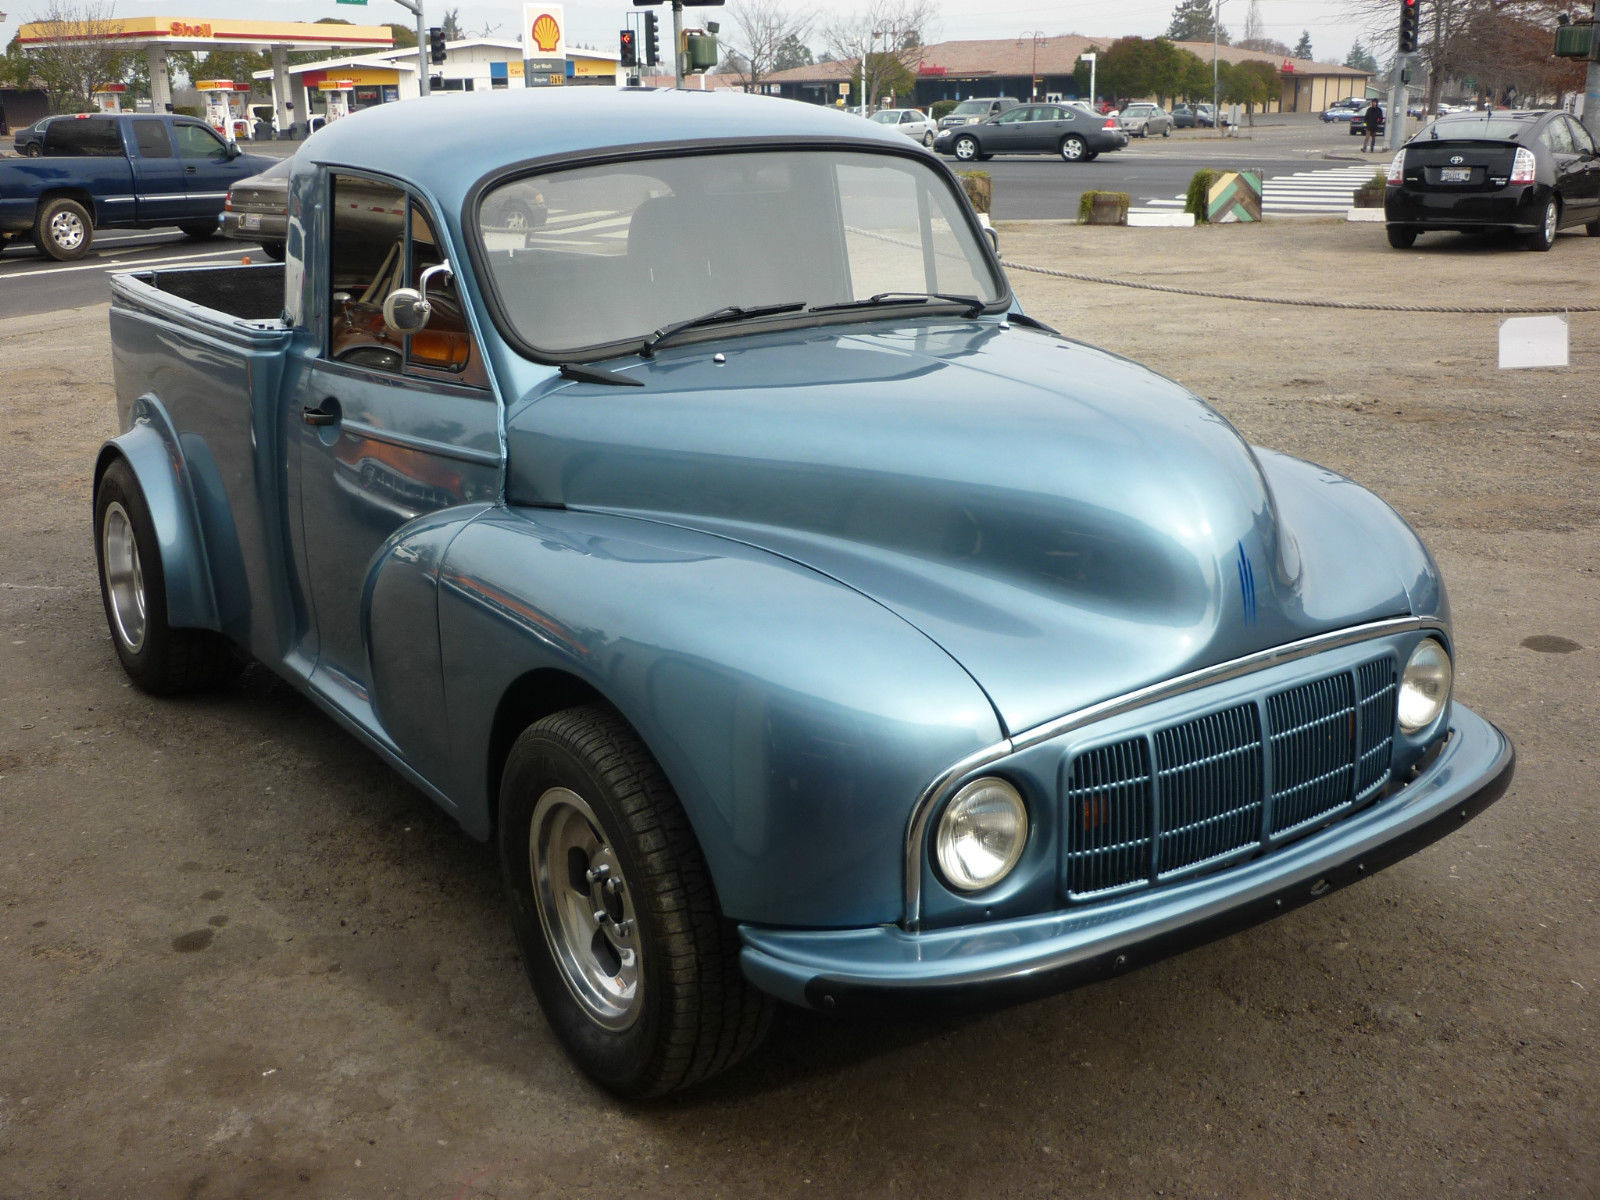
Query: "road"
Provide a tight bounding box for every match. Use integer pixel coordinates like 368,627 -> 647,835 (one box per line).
0,229 -> 263,318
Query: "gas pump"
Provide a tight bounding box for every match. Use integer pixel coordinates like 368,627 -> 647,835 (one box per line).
194,80 -> 254,142
92,83 -> 126,114
318,80 -> 355,125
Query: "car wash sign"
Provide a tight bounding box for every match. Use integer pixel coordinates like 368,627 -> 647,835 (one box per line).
522,4 -> 567,87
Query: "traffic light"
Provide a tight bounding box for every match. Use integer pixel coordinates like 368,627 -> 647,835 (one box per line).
643,11 -> 660,67
1397,0 -> 1419,54
428,26 -> 447,66
619,28 -> 637,67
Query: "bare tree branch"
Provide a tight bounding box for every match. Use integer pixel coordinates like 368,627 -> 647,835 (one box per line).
20,0 -> 128,113
724,0 -> 813,93
821,0 -> 938,109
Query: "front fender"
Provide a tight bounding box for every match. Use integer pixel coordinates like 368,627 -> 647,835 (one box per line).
95,402 -> 219,632
437,506 -> 1005,929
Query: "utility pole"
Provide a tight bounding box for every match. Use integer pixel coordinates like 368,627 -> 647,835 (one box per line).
1212,0 -> 1223,131
672,0 -> 685,89
1386,54 -> 1407,151
391,0 -> 429,96
1587,0 -> 1600,142
1018,31 -> 1045,101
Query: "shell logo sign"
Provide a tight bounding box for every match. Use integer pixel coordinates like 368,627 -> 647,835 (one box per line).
521,3 -> 566,61
169,20 -> 213,37
530,12 -> 561,52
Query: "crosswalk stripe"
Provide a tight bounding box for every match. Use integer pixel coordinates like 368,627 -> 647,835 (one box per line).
1135,165 -> 1376,216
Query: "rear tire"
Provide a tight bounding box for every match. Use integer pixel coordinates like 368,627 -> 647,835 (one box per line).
93,458 -> 243,695
499,706 -> 773,1098
1587,215 -> 1600,237
1527,198 -> 1558,252
258,240 -> 287,261
922,130 -> 934,147
1386,226 -> 1417,249
179,222 -> 217,240
33,196 -> 92,261
1059,135 -> 1087,162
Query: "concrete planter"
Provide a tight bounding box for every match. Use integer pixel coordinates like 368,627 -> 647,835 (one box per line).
1082,191 -> 1130,226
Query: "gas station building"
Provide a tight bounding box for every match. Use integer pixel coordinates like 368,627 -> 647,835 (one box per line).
14,16 -> 395,133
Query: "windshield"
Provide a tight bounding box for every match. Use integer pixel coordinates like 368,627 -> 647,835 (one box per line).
870,110 -> 900,123
476,149 -> 1005,360
951,101 -> 988,115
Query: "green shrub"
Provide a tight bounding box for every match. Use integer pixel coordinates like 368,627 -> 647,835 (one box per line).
1077,190 -> 1130,224
931,100 -> 959,121
1185,168 -> 1221,222
171,104 -> 203,118
957,170 -> 991,213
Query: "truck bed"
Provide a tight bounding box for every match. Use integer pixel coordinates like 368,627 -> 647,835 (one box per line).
123,263 -> 287,324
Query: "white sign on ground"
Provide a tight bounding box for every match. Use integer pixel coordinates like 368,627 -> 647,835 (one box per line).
1498,314 -> 1569,370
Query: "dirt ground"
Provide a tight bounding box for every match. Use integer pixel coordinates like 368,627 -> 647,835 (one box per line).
2,219 -> 1596,1199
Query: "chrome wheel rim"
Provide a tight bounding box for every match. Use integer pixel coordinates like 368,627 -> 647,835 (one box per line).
955,139 -> 975,160
529,787 -> 642,1031
504,206 -> 530,231
49,209 -> 85,252
1544,202 -> 1558,244
101,501 -> 147,652
1062,139 -> 1083,161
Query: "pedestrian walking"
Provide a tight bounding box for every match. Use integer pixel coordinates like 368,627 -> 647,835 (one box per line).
1361,99 -> 1383,152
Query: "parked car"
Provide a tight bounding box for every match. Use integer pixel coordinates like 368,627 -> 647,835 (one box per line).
1385,108 -> 1600,251
1118,102 -> 1173,138
1321,97 -> 1366,122
0,113 -> 273,260
937,96 -> 1020,130
935,102 -> 1127,162
869,106 -> 938,146
1172,103 -> 1199,128
219,156 -> 291,259
11,116 -> 61,156
94,87 -> 1512,1098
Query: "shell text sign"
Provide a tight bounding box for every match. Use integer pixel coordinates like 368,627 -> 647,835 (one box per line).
530,11 -> 561,52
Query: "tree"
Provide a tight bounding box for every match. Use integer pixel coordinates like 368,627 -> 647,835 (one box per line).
821,0 -> 937,109
441,8 -> 464,41
1238,37 -> 1292,56
1344,40 -> 1378,73
1242,0 -> 1264,44
725,0 -> 814,93
1293,31 -> 1313,59
386,24 -> 419,50
1167,0 -> 1228,44
1220,57 -> 1278,123
17,0 -> 131,113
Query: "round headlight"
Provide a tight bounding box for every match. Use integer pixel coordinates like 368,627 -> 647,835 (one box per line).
1398,638 -> 1452,734
936,777 -> 1029,893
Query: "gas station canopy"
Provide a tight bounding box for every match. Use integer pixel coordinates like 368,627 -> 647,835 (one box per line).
16,17 -> 395,133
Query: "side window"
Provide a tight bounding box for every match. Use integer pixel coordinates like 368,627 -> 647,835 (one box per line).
1543,119 -> 1575,156
403,199 -> 483,384
836,160 -> 992,298
44,117 -> 123,156
172,122 -> 228,160
132,119 -> 174,159
1566,116 -> 1595,155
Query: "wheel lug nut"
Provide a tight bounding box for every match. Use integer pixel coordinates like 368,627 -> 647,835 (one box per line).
593,909 -> 611,927
585,864 -> 611,884
604,877 -> 622,896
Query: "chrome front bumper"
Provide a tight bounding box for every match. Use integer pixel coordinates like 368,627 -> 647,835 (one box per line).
739,704 -> 1513,1013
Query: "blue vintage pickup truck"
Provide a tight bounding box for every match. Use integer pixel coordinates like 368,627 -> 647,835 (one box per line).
96,89 -> 1514,1096
0,112 -> 272,260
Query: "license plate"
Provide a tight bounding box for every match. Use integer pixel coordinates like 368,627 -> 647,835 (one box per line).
239,213 -> 261,230
1439,167 -> 1472,183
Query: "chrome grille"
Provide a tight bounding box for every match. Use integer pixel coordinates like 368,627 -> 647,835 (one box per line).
1063,655 -> 1398,899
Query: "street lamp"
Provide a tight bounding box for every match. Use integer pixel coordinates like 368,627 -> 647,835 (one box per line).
1212,0 -> 1224,132
1017,31 -> 1046,101
1080,51 -> 1096,111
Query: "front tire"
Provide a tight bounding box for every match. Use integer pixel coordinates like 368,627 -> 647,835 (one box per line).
499,706 -> 773,1098
1386,225 -> 1417,249
1527,198 -> 1559,251
258,240 -> 287,261
24,142 -> 42,157
1059,135 -> 1087,162
93,458 -> 242,694
953,135 -> 979,162
33,196 -> 92,261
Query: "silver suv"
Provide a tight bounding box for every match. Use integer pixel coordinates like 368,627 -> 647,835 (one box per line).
938,97 -> 1021,130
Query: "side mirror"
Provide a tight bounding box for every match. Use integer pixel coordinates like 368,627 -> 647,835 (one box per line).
226,142 -> 241,159
382,288 -> 432,336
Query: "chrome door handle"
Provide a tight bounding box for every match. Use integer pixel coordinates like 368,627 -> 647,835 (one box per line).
301,402 -> 340,427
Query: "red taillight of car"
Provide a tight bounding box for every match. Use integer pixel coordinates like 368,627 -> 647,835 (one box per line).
1510,146 -> 1536,185
1103,118 -> 1117,130
1386,151 -> 1405,185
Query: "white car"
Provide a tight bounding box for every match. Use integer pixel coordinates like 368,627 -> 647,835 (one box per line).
869,107 -> 938,147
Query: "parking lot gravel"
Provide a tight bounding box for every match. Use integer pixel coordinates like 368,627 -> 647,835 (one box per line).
1,218 -> 1596,1199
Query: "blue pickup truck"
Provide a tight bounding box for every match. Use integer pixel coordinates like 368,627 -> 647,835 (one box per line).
0,112 -> 273,260
95,89 -> 1512,1096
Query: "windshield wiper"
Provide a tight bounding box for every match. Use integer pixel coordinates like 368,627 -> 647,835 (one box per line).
807,291 -> 988,318
558,361 -> 643,387
640,301 -> 807,357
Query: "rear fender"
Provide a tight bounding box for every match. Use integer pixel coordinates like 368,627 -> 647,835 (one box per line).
94,398 -> 220,631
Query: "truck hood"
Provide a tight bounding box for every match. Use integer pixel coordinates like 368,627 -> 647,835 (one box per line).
504,322 -> 1416,734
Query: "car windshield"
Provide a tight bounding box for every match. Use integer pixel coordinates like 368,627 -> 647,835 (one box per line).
870,110 -> 901,123
476,148 -> 1005,360
1422,115 -> 1539,141
951,101 -> 989,115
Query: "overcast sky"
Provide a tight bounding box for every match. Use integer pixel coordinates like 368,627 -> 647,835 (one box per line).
1,1 -> 1393,68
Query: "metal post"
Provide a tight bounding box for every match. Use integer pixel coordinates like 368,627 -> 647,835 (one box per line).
391,0 -> 428,96
1585,0 -> 1600,141
673,0 -> 685,90
1212,0 -> 1221,130
1385,52 -> 1407,152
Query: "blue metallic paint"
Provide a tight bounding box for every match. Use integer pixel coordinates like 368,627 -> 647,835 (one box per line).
100,89 -> 1510,1013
